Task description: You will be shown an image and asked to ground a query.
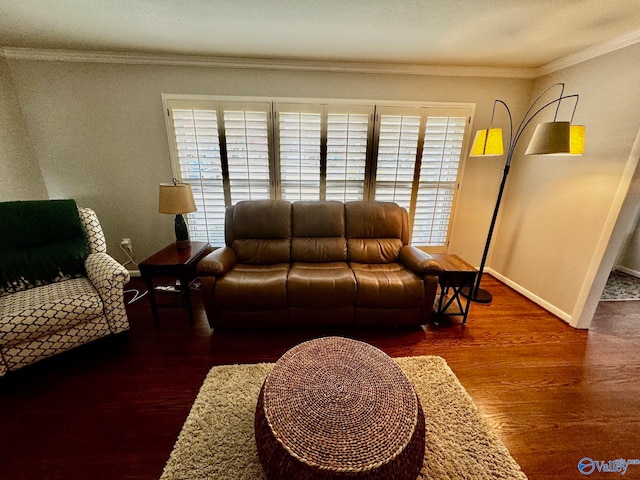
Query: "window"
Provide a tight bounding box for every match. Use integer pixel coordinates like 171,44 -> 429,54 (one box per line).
275,105 -> 322,201
166,100 -> 273,245
372,107 -> 468,246
164,96 -> 472,249
224,109 -> 272,203
170,107 -> 225,244
326,107 -> 372,202
414,114 -> 467,246
273,103 -> 374,202
373,108 -> 422,212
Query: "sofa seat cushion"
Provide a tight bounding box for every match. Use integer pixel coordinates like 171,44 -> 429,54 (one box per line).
3,316 -> 110,371
0,277 -> 103,347
288,262 -> 356,307
350,262 -> 424,308
215,263 -> 289,310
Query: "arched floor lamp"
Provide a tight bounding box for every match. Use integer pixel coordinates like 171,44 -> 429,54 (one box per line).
462,83 -> 586,303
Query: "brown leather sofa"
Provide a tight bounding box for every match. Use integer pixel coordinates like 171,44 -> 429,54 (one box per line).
197,200 -> 443,329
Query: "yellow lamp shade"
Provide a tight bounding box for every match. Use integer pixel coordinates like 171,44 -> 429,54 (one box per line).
525,121 -> 571,155
570,125 -> 585,155
469,128 -> 504,156
158,182 -> 197,214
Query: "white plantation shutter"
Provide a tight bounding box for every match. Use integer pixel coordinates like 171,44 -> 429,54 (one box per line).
372,106 -> 471,248
224,108 -> 272,203
164,96 -> 470,249
276,106 -> 322,201
170,108 -> 225,245
373,109 -> 422,212
165,100 -> 273,246
413,115 -> 467,246
276,103 -> 372,202
326,107 -> 372,202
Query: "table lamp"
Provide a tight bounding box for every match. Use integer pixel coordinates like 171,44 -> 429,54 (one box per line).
158,179 -> 197,249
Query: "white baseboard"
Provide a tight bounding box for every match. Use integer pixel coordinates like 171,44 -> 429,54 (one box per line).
485,268 -> 573,324
128,269 -> 141,277
615,266 -> 640,278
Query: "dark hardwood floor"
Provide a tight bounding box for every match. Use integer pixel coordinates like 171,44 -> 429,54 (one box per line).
1,276 -> 639,480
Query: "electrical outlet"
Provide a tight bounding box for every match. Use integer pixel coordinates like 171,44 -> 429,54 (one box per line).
120,238 -> 132,249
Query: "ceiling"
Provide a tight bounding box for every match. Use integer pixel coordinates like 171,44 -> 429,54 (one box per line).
1,0 -> 640,69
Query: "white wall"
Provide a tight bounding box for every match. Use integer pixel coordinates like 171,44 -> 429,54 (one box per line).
0,57 -> 47,201
5,57 -> 530,266
616,211 -> 640,276
488,43 -> 640,326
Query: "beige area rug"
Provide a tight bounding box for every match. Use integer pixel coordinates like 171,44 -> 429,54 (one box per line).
160,356 -> 527,480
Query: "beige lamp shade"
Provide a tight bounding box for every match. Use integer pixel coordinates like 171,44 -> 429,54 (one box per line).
469,128 -> 504,156
570,125 -> 586,155
525,121 -> 571,155
158,182 -> 197,214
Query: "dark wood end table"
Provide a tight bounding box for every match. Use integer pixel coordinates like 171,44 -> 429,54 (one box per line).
139,241 -> 211,324
431,253 -> 477,325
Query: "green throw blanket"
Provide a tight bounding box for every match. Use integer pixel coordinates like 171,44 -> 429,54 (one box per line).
0,199 -> 90,289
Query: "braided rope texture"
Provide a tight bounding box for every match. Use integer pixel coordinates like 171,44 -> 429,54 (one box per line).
255,337 -> 425,480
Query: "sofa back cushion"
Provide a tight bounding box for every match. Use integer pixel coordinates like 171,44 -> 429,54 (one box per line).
226,200 -> 292,264
291,201 -> 347,262
345,201 -> 408,263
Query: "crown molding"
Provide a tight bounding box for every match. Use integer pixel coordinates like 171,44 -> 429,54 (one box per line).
3,27 -> 639,79
0,47 -> 535,79
535,28 -> 640,77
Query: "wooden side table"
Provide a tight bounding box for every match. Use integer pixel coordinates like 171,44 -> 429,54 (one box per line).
430,253 -> 477,325
139,241 -> 211,324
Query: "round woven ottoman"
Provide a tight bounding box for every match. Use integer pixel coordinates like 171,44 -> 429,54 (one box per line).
255,336 -> 425,480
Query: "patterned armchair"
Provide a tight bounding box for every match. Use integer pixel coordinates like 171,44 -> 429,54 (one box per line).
0,203 -> 130,377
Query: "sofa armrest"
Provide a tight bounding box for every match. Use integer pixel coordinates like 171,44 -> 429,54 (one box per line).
399,246 -> 443,275
85,252 -> 130,334
197,247 -> 238,277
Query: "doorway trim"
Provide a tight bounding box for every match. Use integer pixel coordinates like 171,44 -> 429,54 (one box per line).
572,128 -> 640,328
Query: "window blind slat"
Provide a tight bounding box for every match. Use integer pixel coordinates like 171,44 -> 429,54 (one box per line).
374,114 -> 420,212
224,110 -> 271,204
326,112 -> 369,202
412,116 -> 466,246
278,111 -> 321,201
171,108 -> 226,245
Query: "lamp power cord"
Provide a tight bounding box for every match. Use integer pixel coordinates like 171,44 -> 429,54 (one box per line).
119,240 -> 147,304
